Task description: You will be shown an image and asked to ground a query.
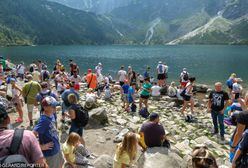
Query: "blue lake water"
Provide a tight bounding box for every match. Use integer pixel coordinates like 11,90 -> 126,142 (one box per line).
0,45 -> 247,86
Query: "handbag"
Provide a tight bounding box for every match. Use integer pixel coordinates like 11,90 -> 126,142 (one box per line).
24,82 -> 33,104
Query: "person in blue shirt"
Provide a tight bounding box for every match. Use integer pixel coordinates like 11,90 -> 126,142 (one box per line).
33,96 -> 64,168
61,82 -> 80,122
128,82 -> 136,112
121,79 -> 130,111
144,66 -> 151,79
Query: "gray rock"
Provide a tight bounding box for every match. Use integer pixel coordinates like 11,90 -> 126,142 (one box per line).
113,128 -> 129,143
86,108 -> 109,128
116,118 -> 127,125
137,147 -> 186,168
193,84 -> 209,93
93,154 -> 113,168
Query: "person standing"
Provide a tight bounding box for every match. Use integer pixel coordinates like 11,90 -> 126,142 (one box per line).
117,66 -> 127,86
181,77 -> 196,116
180,68 -> 189,88
86,69 -> 97,90
156,61 -> 166,87
32,68 -> 41,83
139,77 -> 152,111
69,72 -> 82,91
208,82 -> 230,141
16,62 -> 25,81
22,75 -> 41,127
33,96 -> 64,168
0,104 -> 47,167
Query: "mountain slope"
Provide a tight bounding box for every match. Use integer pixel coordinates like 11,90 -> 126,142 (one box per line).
0,0 -> 120,46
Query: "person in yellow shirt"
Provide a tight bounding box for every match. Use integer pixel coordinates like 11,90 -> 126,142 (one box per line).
113,132 -> 138,168
62,133 -> 90,168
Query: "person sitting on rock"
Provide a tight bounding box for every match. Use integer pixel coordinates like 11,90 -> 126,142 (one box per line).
62,132 -> 91,168
139,113 -> 170,150
167,81 -> 177,97
151,82 -> 161,99
189,144 -> 218,168
85,88 -> 98,110
113,132 -> 138,168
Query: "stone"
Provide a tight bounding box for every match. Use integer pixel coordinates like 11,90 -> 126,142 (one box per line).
193,84 -> 209,93
93,154 -> 113,168
116,118 -> 127,125
113,128 -> 129,143
137,147 -> 186,168
86,108 -> 109,128
175,140 -> 192,155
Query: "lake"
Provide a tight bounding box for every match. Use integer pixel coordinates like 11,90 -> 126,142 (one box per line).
0,45 -> 247,86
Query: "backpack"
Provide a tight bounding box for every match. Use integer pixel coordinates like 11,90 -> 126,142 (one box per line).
71,104 -> 89,127
42,71 -> 49,81
183,72 -> 189,81
0,129 -> 30,168
158,64 -> 164,74
139,107 -> 150,119
29,66 -> 34,73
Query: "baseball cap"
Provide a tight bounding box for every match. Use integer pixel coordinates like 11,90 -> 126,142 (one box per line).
149,112 -> 159,120
0,104 -> 8,123
98,62 -> 102,66
158,61 -> 162,64
41,96 -> 60,107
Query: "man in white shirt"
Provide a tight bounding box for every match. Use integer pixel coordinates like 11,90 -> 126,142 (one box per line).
17,62 -> 25,80
156,61 -> 167,87
117,66 -> 127,86
151,82 -> 161,98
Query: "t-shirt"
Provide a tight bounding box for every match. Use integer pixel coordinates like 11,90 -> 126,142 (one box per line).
140,122 -> 165,147
238,129 -> 248,152
69,75 -> 81,84
32,71 -> 40,82
0,130 -> 43,163
62,143 -> 75,163
86,73 -> 97,89
144,71 -> 150,78
113,146 -> 131,168
61,88 -> 80,106
40,70 -> 50,81
128,86 -> 135,101
122,84 -> 129,94
151,85 -> 161,97
22,81 -> 41,104
33,115 -> 60,157
141,83 -> 152,96
118,70 -> 127,82
232,83 -> 242,93
17,65 -> 25,74
209,91 -> 229,112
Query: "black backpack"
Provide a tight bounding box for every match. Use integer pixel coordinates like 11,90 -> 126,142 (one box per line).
183,72 -> 189,81
71,104 -> 89,127
42,71 -> 49,81
0,129 -> 30,168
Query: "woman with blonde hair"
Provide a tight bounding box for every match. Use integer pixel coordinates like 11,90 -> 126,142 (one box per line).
113,132 -> 138,168
190,144 -> 218,168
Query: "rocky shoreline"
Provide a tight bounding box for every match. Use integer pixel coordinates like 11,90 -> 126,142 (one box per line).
7,81 -> 232,168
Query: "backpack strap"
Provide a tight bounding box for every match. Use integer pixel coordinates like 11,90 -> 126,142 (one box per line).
8,129 -> 24,155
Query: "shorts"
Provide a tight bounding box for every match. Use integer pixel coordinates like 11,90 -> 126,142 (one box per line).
183,95 -> 191,101
140,94 -> 149,99
46,151 -> 64,168
69,122 -> 83,136
18,73 -> 24,79
27,104 -> 34,113
121,94 -> 128,102
119,81 -> 124,86
180,81 -> 188,88
157,74 -> 166,80
12,97 -> 22,106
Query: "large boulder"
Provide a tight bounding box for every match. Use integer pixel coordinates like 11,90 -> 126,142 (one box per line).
193,84 -> 209,93
137,147 -> 186,168
93,154 -> 113,168
86,108 -> 109,129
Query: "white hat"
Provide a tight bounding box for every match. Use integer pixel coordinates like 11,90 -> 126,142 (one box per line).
98,62 -> 102,66
158,61 -> 162,64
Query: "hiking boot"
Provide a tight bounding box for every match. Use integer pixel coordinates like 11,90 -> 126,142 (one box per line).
211,130 -> 218,136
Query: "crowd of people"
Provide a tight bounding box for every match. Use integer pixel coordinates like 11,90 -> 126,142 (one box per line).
0,57 -> 247,168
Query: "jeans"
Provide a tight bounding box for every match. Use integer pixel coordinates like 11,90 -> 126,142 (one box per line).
69,122 -> 83,136
211,111 -> 225,137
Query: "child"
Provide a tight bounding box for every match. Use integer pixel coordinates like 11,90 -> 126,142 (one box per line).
127,83 -> 136,112
121,79 -> 129,110
62,133 -> 90,168
113,132 -> 138,168
104,85 -> 112,100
